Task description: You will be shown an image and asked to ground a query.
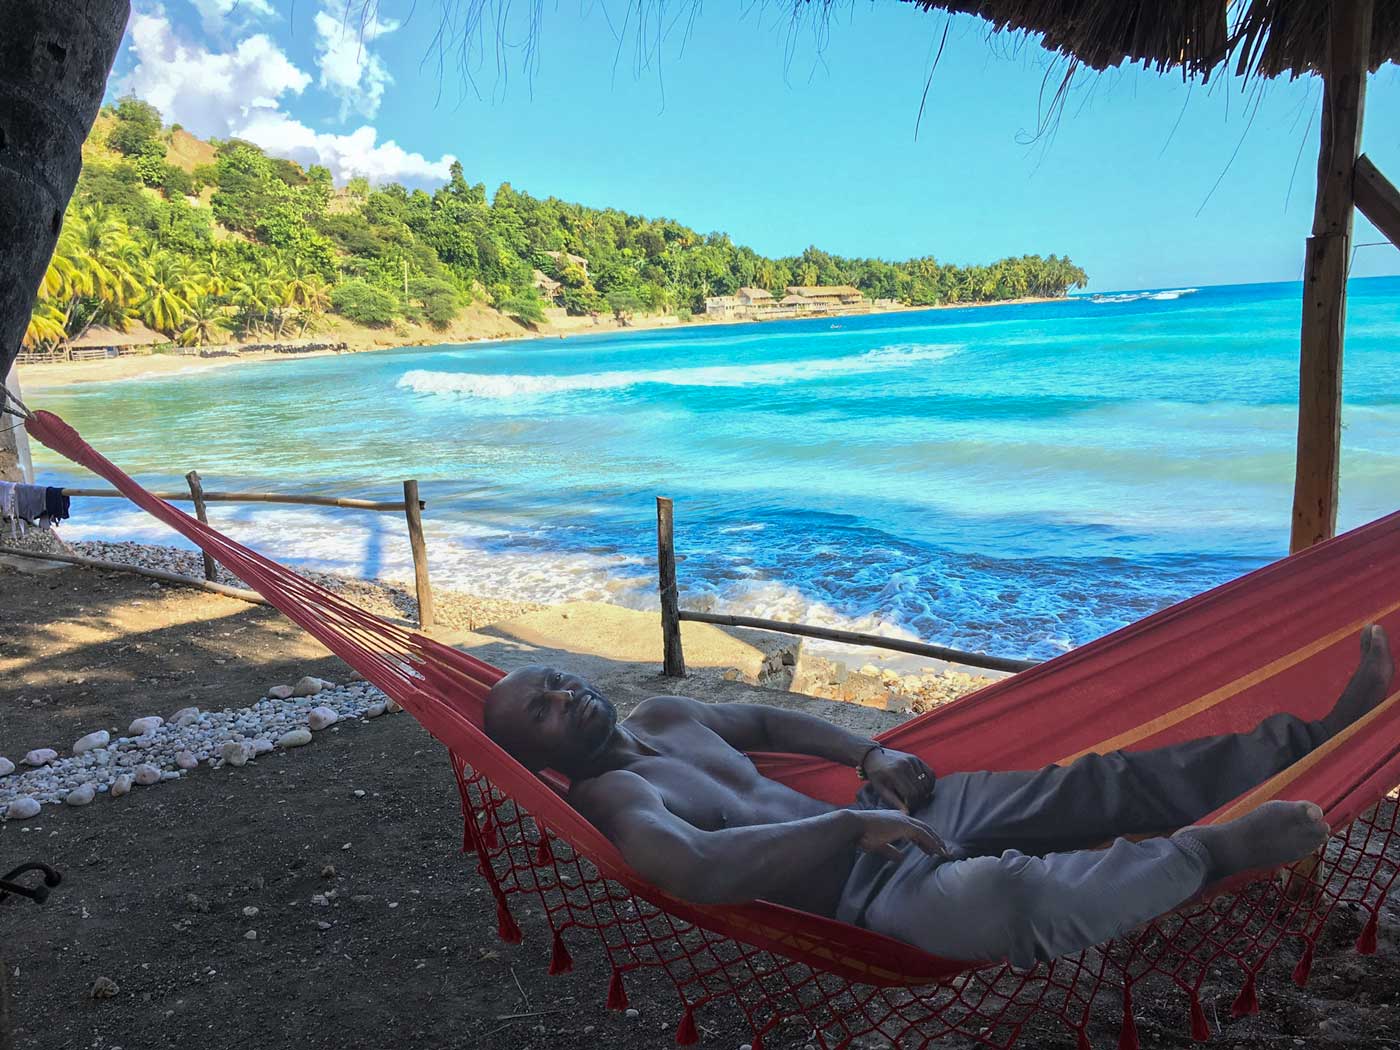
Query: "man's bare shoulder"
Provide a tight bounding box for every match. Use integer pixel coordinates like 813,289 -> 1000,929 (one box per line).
626,693 -> 709,727
569,768 -> 662,818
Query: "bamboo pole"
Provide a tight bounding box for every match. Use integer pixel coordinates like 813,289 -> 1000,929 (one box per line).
185,470 -> 218,581
60,488 -> 416,512
1355,154 -> 1400,250
403,480 -> 435,631
0,546 -> 268,604
656,497 -> 685,678
678,610 -> 1037,674
1289,0 -> 1372,554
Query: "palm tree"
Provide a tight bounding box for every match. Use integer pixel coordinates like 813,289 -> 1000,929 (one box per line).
139,253 -> 195,335
176,294 -> 231,347
24,301 -> 68,348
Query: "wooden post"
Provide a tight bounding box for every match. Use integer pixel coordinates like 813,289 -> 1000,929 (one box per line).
403,480 -> 435,632
1355,154 -> 1400,249
185,470 -> 218,581
656,496 -> 685,678
1290,0 -> 1372,554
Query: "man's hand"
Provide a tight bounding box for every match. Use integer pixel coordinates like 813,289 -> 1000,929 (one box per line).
861,747 -> 935,813
853,810 -> 947,862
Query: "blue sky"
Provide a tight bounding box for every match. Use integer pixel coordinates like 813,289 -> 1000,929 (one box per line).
112,2 -> 1400,291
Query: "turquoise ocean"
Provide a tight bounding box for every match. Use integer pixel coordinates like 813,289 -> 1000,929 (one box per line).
27,277 -> 1400,663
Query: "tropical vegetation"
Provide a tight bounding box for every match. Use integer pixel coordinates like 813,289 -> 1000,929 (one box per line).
25,96 -> 1087,351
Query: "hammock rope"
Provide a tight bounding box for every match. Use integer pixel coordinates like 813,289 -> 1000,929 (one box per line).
25,408 -> 1400,1049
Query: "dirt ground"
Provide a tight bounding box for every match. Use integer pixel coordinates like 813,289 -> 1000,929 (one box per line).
1,563 -> 1397,1050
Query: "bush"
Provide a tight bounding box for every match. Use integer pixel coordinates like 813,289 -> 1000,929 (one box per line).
498,288 -> 545,327
160,164 -> 195,198
331,279 -> 400,326
108,96 -> 164,158
409,276 -> 462,329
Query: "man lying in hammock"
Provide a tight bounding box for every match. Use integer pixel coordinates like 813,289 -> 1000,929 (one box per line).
484,625 -> 1393,969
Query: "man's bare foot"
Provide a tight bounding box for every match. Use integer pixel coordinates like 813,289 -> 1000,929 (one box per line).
1175,800 -> 1330,882
1321,625 -> 1394,738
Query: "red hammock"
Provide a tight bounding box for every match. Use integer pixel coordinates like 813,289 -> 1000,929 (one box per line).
27,408 -> 1400,1049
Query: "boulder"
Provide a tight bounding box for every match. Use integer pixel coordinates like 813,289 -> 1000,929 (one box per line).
307,706 -> 338,731
74,730 -> 111,753
23,748 -> 57,767
278,727 -> 313,748
128,716 -> 164,736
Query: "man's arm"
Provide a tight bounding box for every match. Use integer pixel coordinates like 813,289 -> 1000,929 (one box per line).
573,769 -> 944,905
645,695 -> 935,811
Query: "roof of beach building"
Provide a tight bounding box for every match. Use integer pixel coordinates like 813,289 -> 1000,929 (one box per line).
67,322 -> 169,348
901,1 -> 1399,81
543,250 -> 589,270
737,287 -> 774,299
786,285 -> 862,298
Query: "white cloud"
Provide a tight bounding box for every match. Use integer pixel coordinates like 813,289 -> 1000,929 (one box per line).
188,0 -> 275,36
313,3 -> 398,119
121,9 -> 455,186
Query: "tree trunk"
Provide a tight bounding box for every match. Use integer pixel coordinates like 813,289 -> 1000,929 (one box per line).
0,0 -> 130,382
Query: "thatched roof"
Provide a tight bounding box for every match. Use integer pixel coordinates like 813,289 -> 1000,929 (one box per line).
68,322 -> 169,348
897,1 -> 1400,80
787,285 -> 863,298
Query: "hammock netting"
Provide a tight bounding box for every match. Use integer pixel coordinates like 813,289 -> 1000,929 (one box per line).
25,409 -> 1400,1049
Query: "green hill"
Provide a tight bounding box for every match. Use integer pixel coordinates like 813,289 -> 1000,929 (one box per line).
26,94 -> 1087,352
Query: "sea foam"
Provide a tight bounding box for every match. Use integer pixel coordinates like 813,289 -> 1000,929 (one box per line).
396,343 -> 959,399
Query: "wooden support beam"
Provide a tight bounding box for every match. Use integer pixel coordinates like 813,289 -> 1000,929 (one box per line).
403,480 -> 435,632
656,497 -> 686,678
61,487 -> 417,512
185,470 -> 218,582
0,545 -> 267,604
678,610 -> 1038,674
1290,0 -> 1373,554
1355,154 -> 1400,249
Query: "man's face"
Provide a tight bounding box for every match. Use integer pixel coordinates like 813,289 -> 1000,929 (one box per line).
484,665 -> 618,774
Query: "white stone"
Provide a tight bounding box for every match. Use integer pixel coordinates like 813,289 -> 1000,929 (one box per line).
385,700 -> 403,714
65,784 -> 96,806
900,675 -> 922,694
249,739 -> 273,756
277,728 -> 312,748
352,790 -> 366,798
243,930 -> 258,941
365,702 -> 386,719
0,757 -> 14,777
23,749 -> 57,767
128,716 -> 164,735
5,797 -> 40,819
243,906 -> 260,918
221,741 -> 249,767
74,730 -> 111,754
266,685 -> 294,700
625,1008 -> 639,1019
176,751 -> 199,770
170,706 -> 199,723
307,707 -> 338,731
111,775 -> 133,797
310,894 -> 329,907
134,764 -> 162,786
291,676 -> 323,698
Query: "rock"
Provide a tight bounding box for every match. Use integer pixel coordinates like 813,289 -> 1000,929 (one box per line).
625,1008 -> 639,1019
347,670 -> 365,682
900,675 -> 922,695
5,797 -> 40,820
317,921 -> 332,931
243,930 -> 258,941
385,700 -> 403,714
243,906 -> 260,918
277,728 -> 312,748
310,894 -> 329,907
185,893 -> 209,913
859,664 -> 880,677
170,706 -> 199,724
65,784 -> 96,806
320,864 -> 336,879
352,789 -> 366,798
134,764 -> 162,786
291,676 -> 324,698
365,702 -> 386,719
307,706 -> 338,731
721,668 -> 741,682
266,685 -> 295,700
128,716 -> 164,735
249,738 -> 273,756
111,775 -> 133,798
221,741 -> 248,767
176,751 -> 199,770
23,748 -> 57,767
0,757 -> 13,777
90,976 -> 119,999
74,730 -> 111,753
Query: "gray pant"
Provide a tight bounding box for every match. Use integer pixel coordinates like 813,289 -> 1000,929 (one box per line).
837,713 -> 1328,969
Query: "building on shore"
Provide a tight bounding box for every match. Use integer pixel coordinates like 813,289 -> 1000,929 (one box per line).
704,284 -> 868,320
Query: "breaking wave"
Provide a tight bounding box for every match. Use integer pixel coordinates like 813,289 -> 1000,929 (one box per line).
1090,288 -> 1199,304
396,344 -> 960,399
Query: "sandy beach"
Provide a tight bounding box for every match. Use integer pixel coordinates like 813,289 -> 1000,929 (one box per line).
20,295 -> 1067,391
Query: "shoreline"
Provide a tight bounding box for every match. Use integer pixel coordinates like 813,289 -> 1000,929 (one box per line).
20,294 -> 1070,391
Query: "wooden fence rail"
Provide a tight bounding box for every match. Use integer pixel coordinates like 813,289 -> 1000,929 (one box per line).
655,497 -> 1039,678
55,477 -> 434,630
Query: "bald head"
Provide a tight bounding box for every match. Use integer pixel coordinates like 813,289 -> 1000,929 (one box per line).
484,665 -> 617,776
